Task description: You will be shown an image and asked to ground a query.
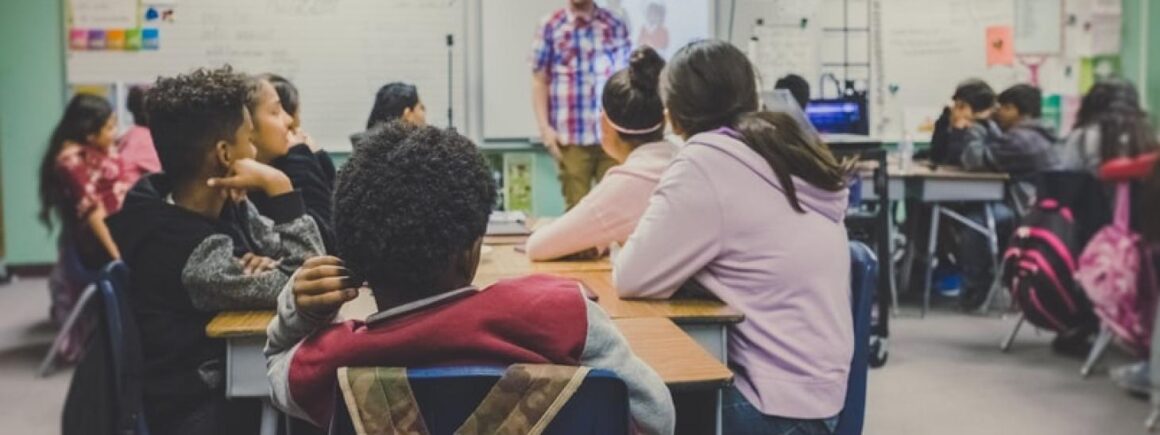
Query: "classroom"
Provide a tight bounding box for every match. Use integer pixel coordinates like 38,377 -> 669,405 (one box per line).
1,0 -> 1159,434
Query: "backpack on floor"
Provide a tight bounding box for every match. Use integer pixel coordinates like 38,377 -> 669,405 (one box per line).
1076,184 -> 1159,355
1003,198 -> 1097,332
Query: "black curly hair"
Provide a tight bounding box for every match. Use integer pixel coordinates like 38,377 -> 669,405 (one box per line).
147,66 -> 252,182
334,121 -> 496,299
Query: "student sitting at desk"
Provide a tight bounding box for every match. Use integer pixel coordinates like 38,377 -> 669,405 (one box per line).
612,40 -> 853,435
247,73 -> 338,252
350,82 -> 426,147
1058,79 -> 1160,173
928,79 -> 996,166
106,67 -> 324,435
526,47 -> 675,261
961,84 -> 1058,176
264,123 -> 674,433
117,85 -> 162,181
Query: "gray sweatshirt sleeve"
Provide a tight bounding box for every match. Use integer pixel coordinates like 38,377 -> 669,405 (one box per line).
180,194 -> 324,311
960,122 -> 998,171
264,274 -> 339,424
579,297 -> 676,435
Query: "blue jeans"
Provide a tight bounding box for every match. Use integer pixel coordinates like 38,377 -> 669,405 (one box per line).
722,386 -> 838,435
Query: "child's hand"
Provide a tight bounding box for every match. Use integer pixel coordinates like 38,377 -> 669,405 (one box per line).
950,102 -> 975,130
288,128 -> 319,153
292,256 -> 360,315
239,252 -> 280,276
207,158 -> 293,197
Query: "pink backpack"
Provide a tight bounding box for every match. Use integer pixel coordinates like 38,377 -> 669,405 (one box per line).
1075,183 -> 1159,355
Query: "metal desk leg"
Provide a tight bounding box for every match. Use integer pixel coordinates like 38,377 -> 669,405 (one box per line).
923,205 -> 941,318
888,201 -> 900,316
260,399 -> 278,435
978,204 -> 1003,314
716,389 -> 723,435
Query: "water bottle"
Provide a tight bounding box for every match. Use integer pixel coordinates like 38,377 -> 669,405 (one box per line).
898,133 -> 914,173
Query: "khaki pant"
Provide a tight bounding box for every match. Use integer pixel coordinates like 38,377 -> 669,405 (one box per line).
557,144 -> 618,210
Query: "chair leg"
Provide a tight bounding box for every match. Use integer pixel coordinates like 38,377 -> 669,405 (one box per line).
1148,406 -> 1160,431
38,284 -> 98,377
260,399 -> 279,435
922,205 -> 941,319
1081,326 -> 1114,378
1001,313 -> 1025,352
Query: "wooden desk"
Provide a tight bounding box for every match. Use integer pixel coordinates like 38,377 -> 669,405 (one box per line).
207,309 -> 733,434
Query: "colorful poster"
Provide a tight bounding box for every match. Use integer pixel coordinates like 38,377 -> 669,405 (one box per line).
986,26 -> 1015,67
125,29 -> 143,50
87,29 -> 107,50
69,29 -> 89,50
1079,55 -> 1120,93
105,29 -> 126,50
142,28 -> 160,50
503,153 -> 534,213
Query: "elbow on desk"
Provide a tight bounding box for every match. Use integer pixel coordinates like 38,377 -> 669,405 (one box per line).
612,268 -> 667,300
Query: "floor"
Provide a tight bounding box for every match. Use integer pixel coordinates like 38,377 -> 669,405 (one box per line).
0,276 -> 1151,434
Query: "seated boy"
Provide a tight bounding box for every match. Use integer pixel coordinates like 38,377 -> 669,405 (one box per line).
106,66 -> 324,434
961,84 -> 1058,175
928,79 -> 997,165
264,122 -> 675,434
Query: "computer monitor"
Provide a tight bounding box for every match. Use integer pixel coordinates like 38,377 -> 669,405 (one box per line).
806,98 -> 869,135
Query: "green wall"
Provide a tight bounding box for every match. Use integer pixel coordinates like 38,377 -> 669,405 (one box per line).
0,0 -> 1155,265
1,0 -> 65,265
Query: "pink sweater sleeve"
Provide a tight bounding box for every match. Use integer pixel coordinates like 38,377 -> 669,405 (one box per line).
526,170 -> 646,261
613,158 -> 722,299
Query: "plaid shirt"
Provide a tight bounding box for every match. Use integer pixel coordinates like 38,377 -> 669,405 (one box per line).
531,7 -> 631,146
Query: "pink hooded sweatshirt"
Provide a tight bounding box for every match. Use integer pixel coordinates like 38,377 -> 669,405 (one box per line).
526,141 -> 675,260
614,129 -> 853,419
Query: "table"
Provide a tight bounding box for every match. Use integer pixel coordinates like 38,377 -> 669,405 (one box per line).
207,303 -> 734,435
208,246 -> 740,434
861,160 -> 1010,317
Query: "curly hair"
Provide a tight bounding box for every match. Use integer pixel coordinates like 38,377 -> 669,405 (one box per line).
334,122 -> 496,296
147,66 -> 252,182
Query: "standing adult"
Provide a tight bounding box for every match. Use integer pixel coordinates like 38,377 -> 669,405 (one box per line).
531,0 -> 632,209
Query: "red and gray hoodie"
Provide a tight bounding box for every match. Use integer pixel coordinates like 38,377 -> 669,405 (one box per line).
263,274 -> 675,434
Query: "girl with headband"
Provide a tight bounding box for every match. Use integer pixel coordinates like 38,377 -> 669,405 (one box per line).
526,46 -> 675,261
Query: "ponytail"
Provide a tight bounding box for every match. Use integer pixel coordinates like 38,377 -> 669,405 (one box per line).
733,111 -> 850,213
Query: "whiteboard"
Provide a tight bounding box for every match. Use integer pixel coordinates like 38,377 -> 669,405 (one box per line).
67,0 -> 468,152
481,0 -> 715,141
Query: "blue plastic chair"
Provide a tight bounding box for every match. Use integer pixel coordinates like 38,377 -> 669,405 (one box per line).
836,241 -> 877,435
97,261 -> 150,435
329,366 -> 629,435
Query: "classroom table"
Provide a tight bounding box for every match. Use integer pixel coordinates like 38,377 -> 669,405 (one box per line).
207,246 -> 740,435
207,300 -> 733,435
861,159 -> 1010,317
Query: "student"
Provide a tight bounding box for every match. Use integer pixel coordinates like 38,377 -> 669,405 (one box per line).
39,94 -> 132,362
264,123 -> 675,433
248,73 -> 337,252
526,47 -> 674,261
117,84 -> 162,181
774,73 -> 811,111
929,79 -> 996,165
106,66 -> 324,435
351,82 -> 426,146
612,40 -> 852,434
1058,79 -> 1160,173
962,84 -> 1058,175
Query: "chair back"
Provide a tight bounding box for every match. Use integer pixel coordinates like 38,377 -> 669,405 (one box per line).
836,241 -> 878,435
329,366 -> 628,435
96,261 -> 148,435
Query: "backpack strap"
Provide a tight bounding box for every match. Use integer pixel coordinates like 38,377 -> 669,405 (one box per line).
456,364 -> 590,435
337,367 -> 431,435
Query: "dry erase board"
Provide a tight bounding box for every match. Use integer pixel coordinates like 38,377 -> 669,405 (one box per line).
66,0 -> 469,152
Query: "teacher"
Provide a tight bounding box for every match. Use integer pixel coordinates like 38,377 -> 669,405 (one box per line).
531,0 -> 631,209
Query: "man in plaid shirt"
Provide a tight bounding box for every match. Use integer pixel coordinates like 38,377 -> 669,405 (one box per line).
531,0 -> 631,209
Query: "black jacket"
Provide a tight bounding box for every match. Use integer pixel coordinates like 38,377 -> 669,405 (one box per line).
250,143 -> 337,252
105,174 -> 322,417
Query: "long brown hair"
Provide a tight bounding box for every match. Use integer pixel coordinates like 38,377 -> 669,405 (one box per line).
38,94 -> 113,229
663,39 -> 850,212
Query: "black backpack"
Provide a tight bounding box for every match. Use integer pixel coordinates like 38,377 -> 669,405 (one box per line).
1002,198 -> 1097,331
